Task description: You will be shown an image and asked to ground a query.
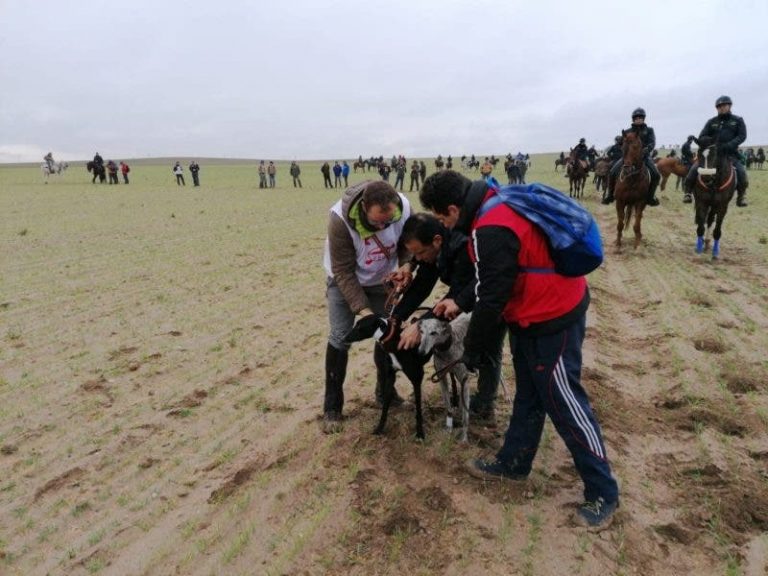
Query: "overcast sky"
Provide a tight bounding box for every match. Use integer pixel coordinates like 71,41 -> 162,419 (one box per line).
1,0 -> 766,162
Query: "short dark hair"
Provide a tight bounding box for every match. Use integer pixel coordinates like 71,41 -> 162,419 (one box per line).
362,181 -> 399,208
419,170 -> 471,214
401,213 -> 443,245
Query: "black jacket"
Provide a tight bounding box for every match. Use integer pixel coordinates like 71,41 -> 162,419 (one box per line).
622,124 -> 656,157
698,113 -> 747,157
392,226 -> 476,322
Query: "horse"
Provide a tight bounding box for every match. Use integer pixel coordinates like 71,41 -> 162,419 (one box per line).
353,160 -> 366,172
693,140 -> 736,259
614,131 -> 650,250
504,159 -> 527,184
567,150 -> 588,199
655,156 -> 691,191
41,161 -> 68,182
554,156 -> 568,171
593,158 -> 610,193
434,157 -> 445,171
86,161 -> 106,183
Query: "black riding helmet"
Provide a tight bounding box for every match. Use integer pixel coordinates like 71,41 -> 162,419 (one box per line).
715,95 -> 732,107
631,107 -> 646,119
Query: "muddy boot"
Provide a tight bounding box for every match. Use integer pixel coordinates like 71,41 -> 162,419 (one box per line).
322,343 -> 348,433
683,192 -> 692,204
374,344 -> 404,408
736,190 -> 748,207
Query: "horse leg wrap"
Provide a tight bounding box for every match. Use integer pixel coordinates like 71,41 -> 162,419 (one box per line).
696,236 -> 704,254
712,240 -> 720,259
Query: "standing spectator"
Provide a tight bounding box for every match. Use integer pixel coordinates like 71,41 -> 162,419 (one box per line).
189,161 -> 201,186
106,160 -> 119,184
173,161 -> 185,186
409,160 -> 421,191
342,161 -> 350,187
333,161 -> 343,188
393,161 -> 406,191
268,161 -> 277,188
290,161 -> 302,188
321,180 -> 412,432
119,161 -> 130,184
420,170 -> 620,530
378,162 -> 391,182
258,161 -> 267,189
419,160 -> 427,184
321,162 -> 332,188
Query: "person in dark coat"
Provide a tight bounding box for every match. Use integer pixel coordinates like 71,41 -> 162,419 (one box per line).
603,108 -> 661,206
189,161 -> 200,186
684,95 -> 748,207
321,162 -> 333,188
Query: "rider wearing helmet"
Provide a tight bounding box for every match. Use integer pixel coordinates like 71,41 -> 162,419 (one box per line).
605,136 -> 623,164
603,108 -> 661,206
44,152 -> 55,172
684,96 -> 748,207
681,135 -> 697,167
574,138 -> 589,161
93,152 -> 104,168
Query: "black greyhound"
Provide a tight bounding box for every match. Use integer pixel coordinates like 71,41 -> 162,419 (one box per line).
345,313 -> 467,440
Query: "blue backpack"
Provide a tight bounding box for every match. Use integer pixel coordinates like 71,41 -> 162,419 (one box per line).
476,179 -> 604,277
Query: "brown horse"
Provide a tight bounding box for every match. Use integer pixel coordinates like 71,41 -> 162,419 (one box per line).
554,156 -> 568,171
567,149 -> 588,198
614,131 -> 650,249
593,158 -> 610,193
693,141 -> 736,259
655,156 -> 691,191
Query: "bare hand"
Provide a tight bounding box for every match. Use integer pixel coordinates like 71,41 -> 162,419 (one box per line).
433,298 -> 461,320
398,321 -> 421,350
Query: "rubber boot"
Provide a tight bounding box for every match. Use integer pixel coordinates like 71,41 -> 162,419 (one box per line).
374,344 -> 404,408
322,343 -> 348,433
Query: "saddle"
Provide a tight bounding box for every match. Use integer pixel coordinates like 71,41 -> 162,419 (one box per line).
696,162 -> 735,193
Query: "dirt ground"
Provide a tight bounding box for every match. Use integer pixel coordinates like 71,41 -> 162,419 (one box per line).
1,158 -> 767,575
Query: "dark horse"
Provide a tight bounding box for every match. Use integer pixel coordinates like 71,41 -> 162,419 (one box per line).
693,140 -> 736,259
614,131 -> 649,250
567,149 -> 588,199
86,161 -> 106,183
593,158 -> 610,193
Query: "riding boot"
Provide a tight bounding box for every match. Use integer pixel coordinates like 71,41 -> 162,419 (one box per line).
323,343 -> 348,420
374,344 -> 404,407
646,183 -> 660,207
736,190 -> 748,207
602,180 -> 615,205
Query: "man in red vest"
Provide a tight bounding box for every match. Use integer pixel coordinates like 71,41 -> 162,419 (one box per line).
419,170 -> 619,530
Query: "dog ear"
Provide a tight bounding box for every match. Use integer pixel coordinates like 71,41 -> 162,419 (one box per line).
344,315 -> 386,343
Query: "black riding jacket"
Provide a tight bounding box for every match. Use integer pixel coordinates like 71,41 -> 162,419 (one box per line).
681,140 -> 695,163
606,144 -> 622,163
698,113 -> 746,157
392,227 -> 476,323
622,124 -> 656,157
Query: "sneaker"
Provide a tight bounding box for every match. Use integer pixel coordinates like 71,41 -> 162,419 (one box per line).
574,497 -> 618,531
464,458 -> 527,482
320,411 -> 343,434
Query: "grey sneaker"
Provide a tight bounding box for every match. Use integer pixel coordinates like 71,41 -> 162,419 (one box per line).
320,411 -> 343,434
574,497 -> 618,531
465,458 -> 527,482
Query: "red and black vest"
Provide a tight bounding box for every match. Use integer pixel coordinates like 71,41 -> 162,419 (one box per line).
470,191 -> 587,328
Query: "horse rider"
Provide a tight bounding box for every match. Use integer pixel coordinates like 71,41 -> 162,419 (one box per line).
44,152 -> 55,172
603,108 -> 661,207
605,136 -> 623,164
93,152 -> 104,169
567,138 -> 589,177
681,135 -> 697,168
684,95 -> 748,207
